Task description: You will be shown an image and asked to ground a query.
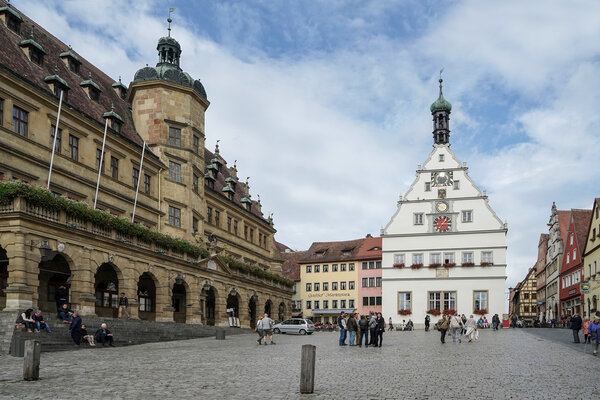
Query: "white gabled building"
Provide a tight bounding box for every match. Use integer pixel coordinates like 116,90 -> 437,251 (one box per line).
381,78 -> 507,328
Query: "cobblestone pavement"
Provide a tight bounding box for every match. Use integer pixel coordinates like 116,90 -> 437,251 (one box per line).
0,328 -> 599,399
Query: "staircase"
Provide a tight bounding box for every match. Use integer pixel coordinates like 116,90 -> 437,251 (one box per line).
2,312 -> 247,355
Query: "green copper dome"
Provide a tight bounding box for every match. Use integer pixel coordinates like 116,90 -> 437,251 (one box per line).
430,78 -> 452,113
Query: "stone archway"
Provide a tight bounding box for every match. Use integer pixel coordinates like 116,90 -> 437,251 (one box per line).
38,253 -> 71,314
0,246 -> 8,310
95,263 -> 120,318
264,299 -> 272,316
226,289 -> 240,327
278,301 -> 286,322
203,285 -> 216,326
138,272 -> 157,321
172,280 -> 187,324
248,294 -> 258,327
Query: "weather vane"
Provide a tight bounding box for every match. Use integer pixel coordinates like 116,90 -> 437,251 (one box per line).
167,7 -> 175,37
439,68 -> 444,80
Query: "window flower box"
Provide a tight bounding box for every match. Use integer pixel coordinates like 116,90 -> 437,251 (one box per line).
475,309 -> 487,315
427,309 -> 441,316
444,262 -> 456,268
428,263 -> 441,268
443,309 -> 457,315
398,309 -> 412,315
481,262 -> 493,266
462,262 -> 475,267
393,263 -> 405,268
410,263 -> 423,269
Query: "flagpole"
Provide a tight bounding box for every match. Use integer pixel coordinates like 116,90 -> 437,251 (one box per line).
46,90 -> 64,188
93,118 -> 109,209
131,141 -> 146,222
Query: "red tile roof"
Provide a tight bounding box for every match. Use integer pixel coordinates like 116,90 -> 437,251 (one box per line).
571,209 -> 593,249
300,238 -> 366,263
557,210 -> 571,241
355,237 -> 382,260
280,250 -> 306,281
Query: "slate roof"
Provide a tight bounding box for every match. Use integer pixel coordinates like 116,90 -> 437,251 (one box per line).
0,0 -> 145,149
300,238 -> 366,264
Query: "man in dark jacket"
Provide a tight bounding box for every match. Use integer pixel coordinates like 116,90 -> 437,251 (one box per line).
570,313 -> 583,343
55,286 -> 68,312
358,315 -> 369,347
118,293 -> 129,319
69,312 -> 83,345
95,323 -> 114,346
337,312 -> 347,346
346,313 -> 358,346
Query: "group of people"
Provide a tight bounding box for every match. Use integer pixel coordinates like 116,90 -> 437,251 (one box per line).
256,313 -> 276,345
338,311 -> 386,347
434,314 -> 484,344
15,309 -> 53,334
568,312 -> 600,356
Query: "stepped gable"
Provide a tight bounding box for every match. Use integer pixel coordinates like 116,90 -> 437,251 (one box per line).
355,236 -> 381,261
571,209 -> 593,247
300,238 -> 365,264
0,0 -> 145,148
203,147 -> 268,222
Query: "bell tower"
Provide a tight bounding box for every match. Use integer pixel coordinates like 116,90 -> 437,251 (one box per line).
430,75 -> 452,145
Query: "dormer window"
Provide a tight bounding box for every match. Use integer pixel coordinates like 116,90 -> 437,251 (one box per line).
112,77 -> 127,100
68,58 -> 80,73
80,72 -> 102,102
102,104 -> 124,134
89,87 -> 100,101
19,30 -> 45,66
54,85 -> 68,102
44,68 -> 70,102
60,47 -> 81,74
0,4 -> 23,34
112,119 -> 122,133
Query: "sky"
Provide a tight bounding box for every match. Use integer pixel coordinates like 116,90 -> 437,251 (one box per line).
16,0 -> 600,288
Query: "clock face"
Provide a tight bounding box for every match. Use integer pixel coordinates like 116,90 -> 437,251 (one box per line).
434,216 -> 451,232
432,171 -> 454,187
436,202 -> 448,212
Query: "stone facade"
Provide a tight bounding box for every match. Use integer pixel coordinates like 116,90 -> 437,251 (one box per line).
544,204 -> 570,321
535,234 -> 549,321
0,1 -> 292,327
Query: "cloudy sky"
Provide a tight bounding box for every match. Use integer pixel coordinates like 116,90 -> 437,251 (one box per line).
18,0 -> 600,287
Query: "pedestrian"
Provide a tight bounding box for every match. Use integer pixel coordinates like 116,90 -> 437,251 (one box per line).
424,315 -> 431,332
337,311 -> 347,346
461,314 -> 467,334
449,313 -> 463,343
511,314 -> 517,328
261,313 -> 275,345
118,292 -> 129,319
358,315 -> 369,347
435,315 -> 449,343
347,313 -> 358,346
69,311 -> 83,346
368,312 -> 377,347
55,285 -> 68,312
33,310 -> 52,333
583,317 -> 591,344
255,317 -> 264,345
388,317 -> 394,331
588,314 -> 600,356
492,314 -> 500,330
570,313 -> 582,343
375,312 -> 385,347
406,319 -> 414,331
464,315 -> 477,342
354,314 -> 360,345
95,323 -> 114,347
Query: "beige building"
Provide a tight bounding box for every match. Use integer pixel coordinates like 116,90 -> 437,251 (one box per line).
0,1 -> 292,327
510,267 -> 537,325
583,198 -> 600,316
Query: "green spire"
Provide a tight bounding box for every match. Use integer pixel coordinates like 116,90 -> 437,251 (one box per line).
430,78 -> 452,113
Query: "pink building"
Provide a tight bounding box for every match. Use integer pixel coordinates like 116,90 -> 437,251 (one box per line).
356,236 -> 382,315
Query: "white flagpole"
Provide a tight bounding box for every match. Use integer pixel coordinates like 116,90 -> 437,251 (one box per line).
46,90 -> 64,188
131,141 -> 146,222
93,118 -> 109,209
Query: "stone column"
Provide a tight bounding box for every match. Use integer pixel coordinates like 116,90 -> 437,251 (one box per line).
238,290 -> 251,329
187,278 -> 203,325
119,258 -> 140,320
70,248 -> 96,316
3,233 -> 38,311
213,281 -> 228,327
154,268 -> 174,323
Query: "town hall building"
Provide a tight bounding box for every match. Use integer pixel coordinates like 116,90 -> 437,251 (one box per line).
381,78 -> 507,328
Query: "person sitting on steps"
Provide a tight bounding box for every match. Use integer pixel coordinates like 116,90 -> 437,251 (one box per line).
15,309 -> 35,332
33,310 -> 52,333
58,303 -> 73,323
95,323 -> 115,347
79,324 -> 95,347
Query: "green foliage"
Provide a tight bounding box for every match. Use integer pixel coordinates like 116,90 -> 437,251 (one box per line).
218,255 -> 294,288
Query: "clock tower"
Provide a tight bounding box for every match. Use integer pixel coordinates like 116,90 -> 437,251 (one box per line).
381,78 -> 508,328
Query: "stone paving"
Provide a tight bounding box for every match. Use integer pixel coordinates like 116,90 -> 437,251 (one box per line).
0,328 -> 599,399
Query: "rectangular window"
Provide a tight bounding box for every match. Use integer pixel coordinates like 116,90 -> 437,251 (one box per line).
30,48 -> 43,65
323,282 -> 329,291
349,263 -> 355,271
414,213 -> 424,225
96,149 -> 105,172
50,125 -> 62,153
412,253 -> 423,265
474,291 -> 488,312
430,253 -> 441,264
376,297 -> 382,306
168,206 -> 181,228
314,282 -> 320,291
0,98 -> 3,125
169,161 -> 181,182
13,106 -> 28,136
6,15 -> 20,33
439,154 -> 445,162
132,167 -> 139,189
340,281 -> 346,290
369,297 -> 376,306
349,299 -> 355,308
481,251 -> 493,264
69,135 -> 79,161
227,217 -> 232,232
68,58 -> 79,73
376,261 -> 381,269
394,254 -> 405,265
332,300 -> 338,308
429,292 -> 441,310
341,300 -> 346,308
144,174 -> 151,194
206,207 -> 212,224
362,262 -> 368,270
314,300 -> 319,309
110,156 -> 119,179
349,281 -> 355,290
169,127 -> 181,147
425,182 -> 431,191
192,217 -> 198,233
444,292 -> 456,311
398,292 -> 411,311
462,210 -> 473,222
192,135 -> 199,153
89,88 -> 100,102
193,174 -> 199,193
332,282 -> 338,291
111,119 -> 121,133
462,252 -> 473,264
214,210 -> 220,227
306,301 -> 312,309
323,300 -> 328,309
341,264 -> 346,272
332,264 -> 338,272
453,180 -> 460,190
305,265 -> 311,273
573,249 -> 577,261
368,277 -> 375,287
523,293 -> 529,300
314,265 -> 320,273
305,283 -> 312,292
376,277 -> 382,287
443,252 -> 455,264
362,297 -> 368,306
323,265 -> 328,272
233,220 -> 238,235
369,261 -> 375,269
362,277 -> 368,288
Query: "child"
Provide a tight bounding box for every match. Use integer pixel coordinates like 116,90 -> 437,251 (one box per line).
80,324 -> 96,346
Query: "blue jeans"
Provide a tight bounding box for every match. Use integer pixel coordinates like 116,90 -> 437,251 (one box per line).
59,311 -> 71,321
338,328 -> 346,345
451,327 -> 462,343
35,321 -> 52,333
359,330 -> 368,346
348,330 -> 356,345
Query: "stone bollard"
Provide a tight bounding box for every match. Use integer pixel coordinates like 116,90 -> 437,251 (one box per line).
300,344 -> 316,394
10,337 -> 25,357
23,340 -> 41,381
215,329 -> 226,340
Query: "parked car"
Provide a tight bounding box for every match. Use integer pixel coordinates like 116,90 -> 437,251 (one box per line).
272,318 -> 315,335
